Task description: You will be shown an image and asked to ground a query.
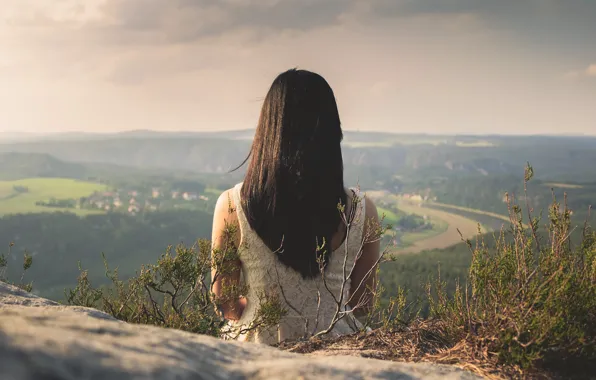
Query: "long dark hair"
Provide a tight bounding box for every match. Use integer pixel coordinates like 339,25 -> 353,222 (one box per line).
240,69 -> 347,279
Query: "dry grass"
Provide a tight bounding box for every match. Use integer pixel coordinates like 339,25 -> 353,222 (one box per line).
277,321 -> 513,379
278,322 -> 575,380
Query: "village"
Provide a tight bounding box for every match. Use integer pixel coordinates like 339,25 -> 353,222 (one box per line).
78,186 -> 211,215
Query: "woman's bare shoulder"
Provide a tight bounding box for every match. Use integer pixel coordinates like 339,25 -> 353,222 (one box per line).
363,194 -> 379,220
214,188 -> 238,223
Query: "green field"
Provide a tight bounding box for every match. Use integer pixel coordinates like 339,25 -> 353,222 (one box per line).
0,178 -> 108,216
376,206 -> 400,226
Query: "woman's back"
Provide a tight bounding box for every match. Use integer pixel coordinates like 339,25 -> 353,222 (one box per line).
222,183 -> 369,344
210,69 -> 381,345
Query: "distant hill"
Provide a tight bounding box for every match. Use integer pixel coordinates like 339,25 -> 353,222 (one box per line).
2,131 -> 596,183
0,153 -> 87,180
0,132 -> 46,143
0,151 -> 243,191
0,129 -> 256,143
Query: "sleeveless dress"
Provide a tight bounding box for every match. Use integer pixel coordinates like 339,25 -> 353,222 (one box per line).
222,183 -> 368,345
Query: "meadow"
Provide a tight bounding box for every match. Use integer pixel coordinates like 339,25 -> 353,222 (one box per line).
376,206 -> 400,226
0,178 -> 108,216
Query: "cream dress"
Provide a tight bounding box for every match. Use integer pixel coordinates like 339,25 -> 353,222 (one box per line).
222,183 -> 368,344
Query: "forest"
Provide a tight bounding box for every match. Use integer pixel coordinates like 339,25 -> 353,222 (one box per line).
1,210 -> 212,300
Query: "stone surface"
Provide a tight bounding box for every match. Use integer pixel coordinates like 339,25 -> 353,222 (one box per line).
0,282 -> 483,380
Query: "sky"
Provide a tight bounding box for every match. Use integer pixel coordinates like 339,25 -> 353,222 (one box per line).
1,0 -> 595,135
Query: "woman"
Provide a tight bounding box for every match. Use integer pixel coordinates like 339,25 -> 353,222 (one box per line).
211,69 -> 381,344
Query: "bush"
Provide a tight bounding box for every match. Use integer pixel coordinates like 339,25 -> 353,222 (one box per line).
424,164 -> 596,377
65,225 -> 287,338
0,243 -> 33,292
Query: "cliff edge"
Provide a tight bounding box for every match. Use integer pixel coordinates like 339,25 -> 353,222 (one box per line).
0,282 -> 482,380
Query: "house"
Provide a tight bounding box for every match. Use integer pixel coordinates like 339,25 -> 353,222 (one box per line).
182,192 -> 198,201
152,188 -> 160,198
199,195 -> 209,201
128,204 -> 141,214
171,191 -> 180,199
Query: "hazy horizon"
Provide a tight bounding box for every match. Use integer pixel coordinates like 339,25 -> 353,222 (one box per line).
1,1 -> 595,136
2,128 -> 596,139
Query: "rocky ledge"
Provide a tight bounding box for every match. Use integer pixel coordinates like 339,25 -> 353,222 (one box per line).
0,282 -> 483,380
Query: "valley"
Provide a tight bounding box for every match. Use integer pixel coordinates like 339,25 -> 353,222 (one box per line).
0,130 -> 595,306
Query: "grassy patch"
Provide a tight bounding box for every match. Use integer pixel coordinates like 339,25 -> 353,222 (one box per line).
0,178 -> 108,216
376,206 -> 399,226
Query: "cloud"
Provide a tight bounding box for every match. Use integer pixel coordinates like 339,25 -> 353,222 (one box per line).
5,0 -> 537,46
564,71 -> 581,80
1,0 -> 596,135
82,0 -> 353,45
564,64 -> 596,80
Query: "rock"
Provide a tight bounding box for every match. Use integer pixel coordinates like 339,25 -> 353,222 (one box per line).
0,282 -> 483,380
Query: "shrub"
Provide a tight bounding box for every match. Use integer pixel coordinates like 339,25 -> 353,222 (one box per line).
65,223 -> 287,337
0,243 -> 33,292
425,164 -> 596,377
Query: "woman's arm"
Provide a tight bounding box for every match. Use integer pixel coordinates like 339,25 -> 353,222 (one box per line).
348,196 -> 381,315
210,189 -> 246,321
